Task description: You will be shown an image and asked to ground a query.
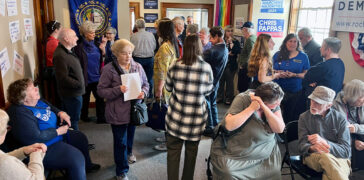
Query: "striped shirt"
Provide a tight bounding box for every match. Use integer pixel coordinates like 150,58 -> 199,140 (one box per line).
165,58 -> 214,141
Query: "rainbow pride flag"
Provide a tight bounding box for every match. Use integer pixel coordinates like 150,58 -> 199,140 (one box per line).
214,0 -> 232,27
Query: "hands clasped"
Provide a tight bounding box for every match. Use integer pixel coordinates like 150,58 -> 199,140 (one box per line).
308,134 -> 330,153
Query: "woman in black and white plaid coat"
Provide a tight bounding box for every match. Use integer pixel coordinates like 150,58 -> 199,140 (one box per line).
164,34 -> 213,180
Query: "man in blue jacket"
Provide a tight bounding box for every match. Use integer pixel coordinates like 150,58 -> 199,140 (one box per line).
203,26 -> 228,137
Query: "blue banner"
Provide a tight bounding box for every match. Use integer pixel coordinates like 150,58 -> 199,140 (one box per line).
260,0 -> 284,14
145,13 -> 158,23
144,0 -> 158,9
68,0 -> 118,38
257,19 -> 284,37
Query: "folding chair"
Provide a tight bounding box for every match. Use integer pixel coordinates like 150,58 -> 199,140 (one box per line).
281,120 -> 322,180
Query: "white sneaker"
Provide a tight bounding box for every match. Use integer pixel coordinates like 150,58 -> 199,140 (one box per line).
116,173 -> 128,180
155,137 -> 166,142
128,153 -> 136,164
154,143 -> 167,151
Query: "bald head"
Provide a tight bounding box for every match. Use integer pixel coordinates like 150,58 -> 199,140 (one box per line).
58,28 -> 78,49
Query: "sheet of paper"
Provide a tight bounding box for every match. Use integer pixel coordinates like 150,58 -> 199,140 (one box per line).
121,73 -> 141,101
0,48 -> 11,77
9,20 -> 20,43
6,0 -> 17,16
24,18 -> 33,36
13,50 -> 23,75
0,0 -> 6,16
21,0 -> 29,15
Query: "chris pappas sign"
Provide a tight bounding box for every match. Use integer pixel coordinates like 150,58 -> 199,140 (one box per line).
257,19 -> 284,37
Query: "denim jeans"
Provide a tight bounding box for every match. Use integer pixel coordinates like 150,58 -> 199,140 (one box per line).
133,57 -> 154,97
111,124 -> 136,176
43,130 -> 92,180
62,96 -> 82,130
205,83 -> 219,131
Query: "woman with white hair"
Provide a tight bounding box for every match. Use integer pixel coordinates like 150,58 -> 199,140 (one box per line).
74,20 -> 106,124
333,79 -> 364,170
0,109 -> 47,180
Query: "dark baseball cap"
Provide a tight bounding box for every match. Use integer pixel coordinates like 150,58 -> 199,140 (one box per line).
242,21 -> 254,29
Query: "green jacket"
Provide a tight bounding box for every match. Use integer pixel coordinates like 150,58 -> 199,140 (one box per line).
238,35 -> 257,68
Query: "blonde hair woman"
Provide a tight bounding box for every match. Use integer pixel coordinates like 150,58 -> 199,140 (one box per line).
247,33 -> 280,89
0,109 -> 47,180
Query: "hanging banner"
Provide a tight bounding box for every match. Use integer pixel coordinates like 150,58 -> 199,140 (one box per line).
257,19 -> 284,37
68,0 -> 118,38
260,0 -> 284,13
349,32 -> 364,67
332,0 -> 364,33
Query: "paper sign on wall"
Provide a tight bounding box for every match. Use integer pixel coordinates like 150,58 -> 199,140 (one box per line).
257,19 -> 284,37
0,48 -> 11,77
260,0 -> 284,13
21,0 -> 30,15
24,18 -> 33,37
13,50 -> 24,75
0,0 -> 6,16
6,0 -> 17,16
332,0 -> 364,33
9,20 -> 20,43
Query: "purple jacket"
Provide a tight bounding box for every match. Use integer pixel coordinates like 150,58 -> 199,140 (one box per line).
97,59 -> 149,125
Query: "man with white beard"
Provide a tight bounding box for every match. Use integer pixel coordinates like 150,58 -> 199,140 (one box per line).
298,86 -> 351,180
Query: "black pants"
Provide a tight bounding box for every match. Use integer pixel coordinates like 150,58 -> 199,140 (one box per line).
237,66 -> 250,93
81,82 -> 105,122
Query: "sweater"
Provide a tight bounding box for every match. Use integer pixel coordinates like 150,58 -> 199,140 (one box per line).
0,148 -> 45,180
203,43 -> 229,88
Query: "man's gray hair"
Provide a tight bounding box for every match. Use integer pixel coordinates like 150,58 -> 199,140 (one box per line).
186,24 -> 199,34
172,16 -> 184,26
343,79 -> 364,106
323,37 -> 342,53
135,19 -> 145,29
254,82 -> 284,104
79,20 -> 96,36
106,27 -> 117,35
298,27 -> 312,38
200,27 -> 210,35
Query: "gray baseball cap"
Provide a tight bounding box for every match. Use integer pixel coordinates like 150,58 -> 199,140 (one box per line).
308,86 -> 336,104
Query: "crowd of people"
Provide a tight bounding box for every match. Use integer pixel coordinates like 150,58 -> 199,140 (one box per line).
0,15 -> 363,180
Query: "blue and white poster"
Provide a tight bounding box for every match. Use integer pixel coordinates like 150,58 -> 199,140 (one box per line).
260,0 -> 284,14
144,0 -> 158,9
257,19 -> 284,37
146,27 -> 156,34
145,13 -> 158,23
332,0 -> 364,33
68,0 -> 118,38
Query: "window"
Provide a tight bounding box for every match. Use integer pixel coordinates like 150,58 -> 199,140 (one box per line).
166,8 -> 209,30
296,0 -> 334,44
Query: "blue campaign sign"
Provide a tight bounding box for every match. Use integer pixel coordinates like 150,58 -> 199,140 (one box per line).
145,27 -> 156,34
260,0 -> 284,13
257,19 -> 284,37
144,0 -> 158,9
144,13 -> 158,23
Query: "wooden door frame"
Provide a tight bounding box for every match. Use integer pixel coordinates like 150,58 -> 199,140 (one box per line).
129,2 -> 141,19
161,3 -> 214,28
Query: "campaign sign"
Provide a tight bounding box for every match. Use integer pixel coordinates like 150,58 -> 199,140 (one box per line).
144,0 -> 158,9
257,19 -> 284,37
145,13 -> 158,23
146,27 -> 156,34
260,0 -> 284,13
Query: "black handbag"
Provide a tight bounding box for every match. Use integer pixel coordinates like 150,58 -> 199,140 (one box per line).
146,100 -> 168,131
130,100 -> 149,126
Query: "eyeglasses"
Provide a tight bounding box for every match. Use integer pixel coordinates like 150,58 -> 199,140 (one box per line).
51,20 -> 58,31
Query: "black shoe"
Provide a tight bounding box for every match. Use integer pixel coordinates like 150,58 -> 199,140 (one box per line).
96,120 -> 107,124
86,163 -> 101,173
88,144 -> 95,150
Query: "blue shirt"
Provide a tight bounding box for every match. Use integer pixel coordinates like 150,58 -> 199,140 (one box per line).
273,51 -> 310,93
24,101 -> 63,146
83,39 -> 101,84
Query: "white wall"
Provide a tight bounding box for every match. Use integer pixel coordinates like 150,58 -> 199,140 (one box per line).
337,32 -> 364,83
53,0 -> 130,39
